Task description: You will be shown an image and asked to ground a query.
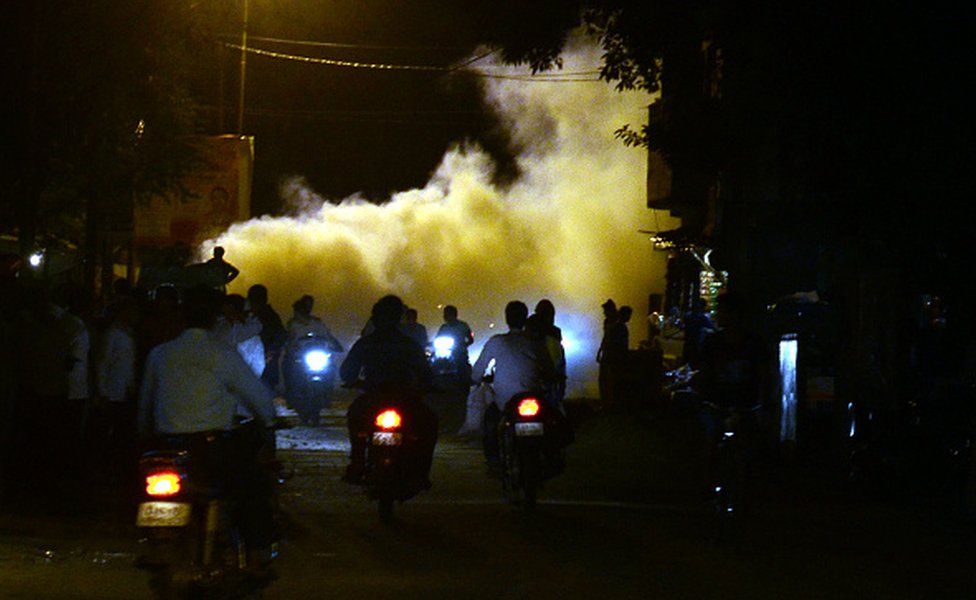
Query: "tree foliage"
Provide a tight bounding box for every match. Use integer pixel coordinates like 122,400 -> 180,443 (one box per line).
0,1 -> 210,250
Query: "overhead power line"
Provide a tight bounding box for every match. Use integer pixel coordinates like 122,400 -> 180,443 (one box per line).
222,43 -> 603,82
223,34 -> 467,52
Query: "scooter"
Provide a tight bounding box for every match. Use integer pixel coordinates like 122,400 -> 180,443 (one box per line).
135,420 -> 281,596
497,392 -> 567,511
427,335 -> 470,392
284,333 -> 340,426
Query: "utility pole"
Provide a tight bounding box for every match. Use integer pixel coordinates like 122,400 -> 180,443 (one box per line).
218,41 -> 226,132
237,0 -> 249,134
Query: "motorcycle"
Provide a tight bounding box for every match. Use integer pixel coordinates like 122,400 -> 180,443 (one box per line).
847,387 -> 975,504
497,392 -> 567,511
356,393 -> 437,524
427,335 -> 470,392
703,401 -> 761,526
135,420 -> 282,597
283,333 -> 340,426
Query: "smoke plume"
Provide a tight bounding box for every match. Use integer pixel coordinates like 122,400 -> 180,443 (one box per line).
206,35 -> 678,396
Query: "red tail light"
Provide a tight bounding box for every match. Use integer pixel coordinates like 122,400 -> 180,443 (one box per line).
517,398 -> 541,417
146,472 -> 182,497
375,409 -> 402,430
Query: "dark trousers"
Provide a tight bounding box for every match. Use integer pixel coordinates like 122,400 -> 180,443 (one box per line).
167,426 -> 276,550
482,403 -> 503,465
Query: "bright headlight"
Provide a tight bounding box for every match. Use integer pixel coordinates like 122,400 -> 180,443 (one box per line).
433,336 -> 455,359
304,350 -> 330,372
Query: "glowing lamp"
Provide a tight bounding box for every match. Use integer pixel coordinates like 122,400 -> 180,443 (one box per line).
146,472 -> 181,497
375,409 -> 402,430
29,253 -> 43,268
433,336 -> 455,359
517,398 -> 541,417
304,350 -> 330,372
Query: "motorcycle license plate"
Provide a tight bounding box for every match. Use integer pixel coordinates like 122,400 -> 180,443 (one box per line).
372,431 -> 403,446
136,502 -> 192,527
515,422 -> 544,437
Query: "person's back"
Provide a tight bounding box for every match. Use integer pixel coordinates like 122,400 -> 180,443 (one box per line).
140,287 -> 273,436
399,308 -> 429,350
248,284 -> 287,388
472,300 -> 558,473
340,295 -> 436,484
436,306 -> 473,358
474,328 -> 554,409
341,326 -> 431,394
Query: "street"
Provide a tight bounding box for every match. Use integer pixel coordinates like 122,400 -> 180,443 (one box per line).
1,393 -> 973,599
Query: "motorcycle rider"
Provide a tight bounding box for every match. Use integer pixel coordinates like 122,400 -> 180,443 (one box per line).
526,299 -> 567,409
138,285 -> 278,574
471,300 -> 557,475
285,295 -> 343,348
400,307 -> 429,350
435,305 -> 474,387
283,295 -> 343,425
340,295 -> 437,486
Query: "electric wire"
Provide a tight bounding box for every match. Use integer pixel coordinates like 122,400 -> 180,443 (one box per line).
222,43 -> 603,81
224,34 -> 467,51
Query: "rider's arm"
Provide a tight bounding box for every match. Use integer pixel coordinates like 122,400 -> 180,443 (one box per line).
470,337 -> 497,384
408,343 -> 433,390
339,338 -> 365,384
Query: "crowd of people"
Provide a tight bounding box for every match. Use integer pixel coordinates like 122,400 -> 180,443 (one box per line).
0,258 -> 349,499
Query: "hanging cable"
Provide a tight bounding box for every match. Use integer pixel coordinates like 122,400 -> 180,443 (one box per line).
222,43 -> 603,81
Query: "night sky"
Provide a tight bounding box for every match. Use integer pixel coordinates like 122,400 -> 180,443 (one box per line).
205,1 -> 523,215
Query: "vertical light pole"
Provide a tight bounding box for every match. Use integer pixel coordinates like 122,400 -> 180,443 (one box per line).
237,0 -> 249,134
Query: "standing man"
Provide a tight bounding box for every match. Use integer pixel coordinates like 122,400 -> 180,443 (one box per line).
596,299 -> 618,407
247,284 -> 287,392
471,301 -> 555,473
95,298 -> 139,478
205,246 -> 240,289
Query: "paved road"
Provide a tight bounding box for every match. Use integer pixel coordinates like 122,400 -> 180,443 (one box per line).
1,395 -> 973,598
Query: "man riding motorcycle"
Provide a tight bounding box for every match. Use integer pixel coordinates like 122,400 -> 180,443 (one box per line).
137,285 -> 278,576
340,295 -> 437,486
434,305 -> 474,389
471,300 -> 568,476
283,295 -> 344,425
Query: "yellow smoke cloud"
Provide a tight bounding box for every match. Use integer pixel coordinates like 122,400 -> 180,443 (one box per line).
206,35 -> 678,397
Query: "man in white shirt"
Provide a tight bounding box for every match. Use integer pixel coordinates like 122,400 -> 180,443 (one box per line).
471,301 -> 555,471
94,298 -> 138,478
139,293 -> 274,435
138,286 -> 276,564
212,294 -> 265,377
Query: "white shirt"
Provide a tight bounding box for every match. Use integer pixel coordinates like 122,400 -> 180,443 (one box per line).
471,329 -> 555,408
138,328 -> 274,436
212,315 -> 263,347
212,315 -> 266,376
96,323 -> 135,403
